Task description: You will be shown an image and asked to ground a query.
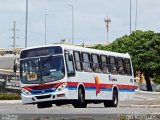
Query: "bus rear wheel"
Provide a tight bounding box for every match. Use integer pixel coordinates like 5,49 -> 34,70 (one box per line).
73,88 -> 87,108
104,89 -> 118,107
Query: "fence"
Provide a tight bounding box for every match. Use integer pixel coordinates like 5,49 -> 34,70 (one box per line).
0,73 -> 20,93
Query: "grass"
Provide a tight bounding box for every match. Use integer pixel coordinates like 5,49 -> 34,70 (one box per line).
0,92 -> 21,100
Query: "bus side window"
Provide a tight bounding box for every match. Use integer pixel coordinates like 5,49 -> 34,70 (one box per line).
109,56 -> 117,74
92,54 -> 101,73
82,53 -> 92,72
124,59 -> 132,76
100,55 -> 109,74
73,51 -> 82,71
65,52 -> 75,76
117,57 -> 125,74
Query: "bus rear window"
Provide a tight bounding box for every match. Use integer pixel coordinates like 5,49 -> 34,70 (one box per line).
20,46 -> 63,59
124,59 -> 132,76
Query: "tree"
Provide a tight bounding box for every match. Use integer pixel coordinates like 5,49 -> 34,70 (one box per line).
94,30 -> 160,91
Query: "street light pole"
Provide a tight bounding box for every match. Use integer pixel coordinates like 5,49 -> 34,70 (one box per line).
130,0 -> 132,34
45,14 -> 48,45
135,0 -> 138,31
69,5 -> 74,45
25,0 -> 28,48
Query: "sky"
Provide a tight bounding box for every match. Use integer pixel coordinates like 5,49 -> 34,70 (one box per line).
0,0 -> 160,48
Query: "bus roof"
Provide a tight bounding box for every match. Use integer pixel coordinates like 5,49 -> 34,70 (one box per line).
20,44 -> 130,59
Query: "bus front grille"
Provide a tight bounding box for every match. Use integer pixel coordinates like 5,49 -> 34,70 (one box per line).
36,95 -> 51,99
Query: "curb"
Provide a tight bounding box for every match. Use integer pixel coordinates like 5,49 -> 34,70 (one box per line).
121,104 -> 160,108
131,105 -> 160,108
135,90 -> 160,95
0,100 -> 21,104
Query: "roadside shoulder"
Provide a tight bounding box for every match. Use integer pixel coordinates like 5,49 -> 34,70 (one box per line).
0,100 -> 21,104
135,89 -> 160,95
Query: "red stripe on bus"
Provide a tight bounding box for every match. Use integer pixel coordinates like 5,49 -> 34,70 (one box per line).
22,81 -> 135,91
67,82 -> 135,90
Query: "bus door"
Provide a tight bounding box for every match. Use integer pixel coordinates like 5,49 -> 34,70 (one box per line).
64,51 -> 75,77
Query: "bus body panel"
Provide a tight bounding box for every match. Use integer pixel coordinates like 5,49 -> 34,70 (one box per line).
67,72 -> 113,100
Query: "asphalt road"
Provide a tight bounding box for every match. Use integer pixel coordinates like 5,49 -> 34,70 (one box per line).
0,91 -> 160,120
0,102 -> 160,120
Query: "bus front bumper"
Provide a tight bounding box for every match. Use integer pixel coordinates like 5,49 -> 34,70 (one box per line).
21,91 -> 68,104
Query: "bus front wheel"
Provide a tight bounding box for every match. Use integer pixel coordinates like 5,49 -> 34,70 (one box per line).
104,89 -> 118,107
37,102 -> 52,109
73,88 -> 87,108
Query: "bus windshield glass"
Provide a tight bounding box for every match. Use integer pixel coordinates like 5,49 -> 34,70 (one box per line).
20,55 -> 65,84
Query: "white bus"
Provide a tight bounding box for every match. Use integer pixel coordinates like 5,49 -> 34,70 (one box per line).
20,44 -> 135,108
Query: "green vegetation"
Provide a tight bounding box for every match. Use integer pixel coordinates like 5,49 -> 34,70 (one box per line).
153,75 -> 160,84
94,30 -> 160,91
0,93 -> 21,100
33,118 -> 41,120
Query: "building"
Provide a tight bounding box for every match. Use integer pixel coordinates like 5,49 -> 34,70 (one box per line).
0,48 -> 23,56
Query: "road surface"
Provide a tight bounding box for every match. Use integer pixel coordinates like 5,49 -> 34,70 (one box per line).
0,90 -> 160,120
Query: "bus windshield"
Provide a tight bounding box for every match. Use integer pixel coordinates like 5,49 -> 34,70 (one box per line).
20,55 -> 65,84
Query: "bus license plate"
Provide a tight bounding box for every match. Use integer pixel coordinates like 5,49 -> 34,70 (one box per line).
27,73 -> 37,81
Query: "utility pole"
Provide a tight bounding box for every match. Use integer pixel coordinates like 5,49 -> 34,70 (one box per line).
11,21 -> 16,48
104,16 -> 111,44
44,14 -> 48,45
25,0 -> 28,48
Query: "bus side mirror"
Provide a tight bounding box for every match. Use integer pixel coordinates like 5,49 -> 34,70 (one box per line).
13,64 -> 17,74
68,54 -> 73,61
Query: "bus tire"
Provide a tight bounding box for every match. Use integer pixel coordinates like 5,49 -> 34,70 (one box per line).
37,102 -> 52,109
104,89 -> 118,107
55,103 -> 61,106
73,88 -> 87,108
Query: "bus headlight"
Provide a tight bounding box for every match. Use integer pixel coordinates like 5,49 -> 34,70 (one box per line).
56,83 -> 67,92
22,89 -> 31,96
